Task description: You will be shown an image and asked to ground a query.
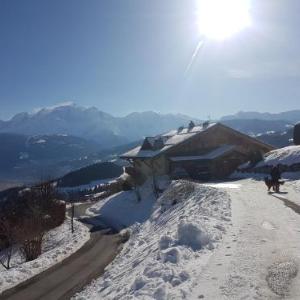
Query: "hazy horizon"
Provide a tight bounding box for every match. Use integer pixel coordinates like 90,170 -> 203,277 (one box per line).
1,101 -> 300,122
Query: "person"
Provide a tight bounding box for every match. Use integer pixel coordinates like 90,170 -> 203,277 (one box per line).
270,164 -> 281,192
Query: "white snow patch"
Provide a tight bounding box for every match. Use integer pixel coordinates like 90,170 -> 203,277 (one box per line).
34,139 -> 46,144
256,145 -> 300,167
0,219 -> 90,293
86,180 -> 157,230
204,183 -> 241,189
73,180 -> 231,300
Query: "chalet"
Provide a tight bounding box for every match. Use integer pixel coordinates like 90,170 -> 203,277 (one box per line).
120,122 -> 274,184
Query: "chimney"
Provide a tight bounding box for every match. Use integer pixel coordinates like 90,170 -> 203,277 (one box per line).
188,121 -> 195,132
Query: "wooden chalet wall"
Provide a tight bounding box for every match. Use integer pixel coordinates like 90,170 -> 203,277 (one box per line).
166,124 -> 272,158
162,124 -> 273,179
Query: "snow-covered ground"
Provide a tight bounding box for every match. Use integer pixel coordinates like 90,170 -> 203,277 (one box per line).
0,219 -> 90,294
73,180 -> 231,299
85,180 -> 157,231
188,179 -> 300,299
256,145 -> 300,167
73,174 -> 300,299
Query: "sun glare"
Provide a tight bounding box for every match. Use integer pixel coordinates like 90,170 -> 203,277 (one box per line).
197,0 -> 251,40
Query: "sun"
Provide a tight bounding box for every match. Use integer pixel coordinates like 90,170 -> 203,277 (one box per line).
197,0 -> 251,40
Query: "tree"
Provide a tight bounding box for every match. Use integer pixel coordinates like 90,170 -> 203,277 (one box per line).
0,179 -> 66,263
16,181 -> 65,262
16,214 -> 46,262
0,217 -> 15,270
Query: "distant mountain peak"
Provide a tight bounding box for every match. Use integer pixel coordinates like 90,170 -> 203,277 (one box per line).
222,110 -> 300,123
0,104 -> 195,147
32,101 -> 76,115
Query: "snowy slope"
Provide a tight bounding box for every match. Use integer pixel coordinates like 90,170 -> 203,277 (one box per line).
73,180 -> 231,299
0,219 -> 90,293
256,145 -> 300,167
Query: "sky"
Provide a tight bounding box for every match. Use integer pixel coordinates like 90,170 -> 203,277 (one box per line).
0,0 -> 300,120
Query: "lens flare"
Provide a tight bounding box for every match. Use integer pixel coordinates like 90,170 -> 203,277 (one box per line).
197,0 -> 251,40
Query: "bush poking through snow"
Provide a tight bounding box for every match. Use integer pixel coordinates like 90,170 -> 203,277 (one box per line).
119,229 -> 131,243
158,180 -> 195,211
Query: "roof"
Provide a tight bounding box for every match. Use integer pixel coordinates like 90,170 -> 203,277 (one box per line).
169,145 -> 236,162
120,122 -> 274,160
120,123 -> 217,159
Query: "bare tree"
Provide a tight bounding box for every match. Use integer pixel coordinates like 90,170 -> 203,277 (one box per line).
0,217 -> 15,270
16,214 -> 46,262
16,181 -> 64,262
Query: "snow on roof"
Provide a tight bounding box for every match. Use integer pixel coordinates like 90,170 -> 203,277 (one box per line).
121,145 -> 174,159
121,123 -> 217,159
256,145 -> 300,167
162,129 -> 178,136
169,145 -> 236,162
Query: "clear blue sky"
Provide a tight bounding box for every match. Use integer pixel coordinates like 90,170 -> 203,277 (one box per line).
1,0 -> 300,120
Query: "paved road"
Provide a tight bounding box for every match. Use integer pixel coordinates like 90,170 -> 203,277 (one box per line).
0,231 -> 122,300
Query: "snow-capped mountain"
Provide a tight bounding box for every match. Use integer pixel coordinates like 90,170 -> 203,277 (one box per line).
0,104 -> 124,147
221,110 -> 300,123
0,103 -> 194,146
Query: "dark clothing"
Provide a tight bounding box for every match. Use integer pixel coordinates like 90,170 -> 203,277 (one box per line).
270,166 -> 281,182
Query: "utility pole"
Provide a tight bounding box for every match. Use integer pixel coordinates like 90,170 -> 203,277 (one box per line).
71,202 -> 75,234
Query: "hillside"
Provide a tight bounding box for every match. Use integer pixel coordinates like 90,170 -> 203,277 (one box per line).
58,162 -> 123,187
0,133 -> 102,182
222,119 -> 292,136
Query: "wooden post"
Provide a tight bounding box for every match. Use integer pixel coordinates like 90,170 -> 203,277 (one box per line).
71,202 -> 75,234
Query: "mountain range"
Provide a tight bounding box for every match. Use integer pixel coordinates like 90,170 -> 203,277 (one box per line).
0,104 -> 193,146
221,110 -> 300,123
0,103 -> 299,183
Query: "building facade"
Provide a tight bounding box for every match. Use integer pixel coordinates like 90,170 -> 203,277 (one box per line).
120,123 -> 274,184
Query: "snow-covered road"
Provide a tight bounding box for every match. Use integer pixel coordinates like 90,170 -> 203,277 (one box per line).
191,179 -> 300,299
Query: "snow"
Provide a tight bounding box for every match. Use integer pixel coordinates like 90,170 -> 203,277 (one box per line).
170,145 -> 235,161
187,178 -> 300,299
73,180 -> 231,299
0,219 -> 90,294
86,180 -> 157,230
33,139 -> 46,144
121,123 -> 217,159
33,101 -> 74,114
164,132 -> 197,145
204,182 -> 241,189
256,145 -> 300,167
120,145 -> 173,159
19,152 -> 29,160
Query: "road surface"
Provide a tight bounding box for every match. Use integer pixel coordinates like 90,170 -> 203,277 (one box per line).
1,207 -> 122,300
191,178 -> 300,299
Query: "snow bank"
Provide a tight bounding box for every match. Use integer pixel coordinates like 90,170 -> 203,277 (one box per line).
73,180 -> 231,300
0,219 -> 90,294
256,145 -> 300,167
85,178 -> 168,230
